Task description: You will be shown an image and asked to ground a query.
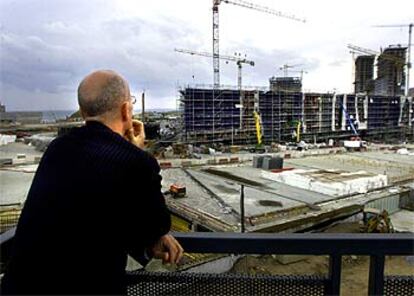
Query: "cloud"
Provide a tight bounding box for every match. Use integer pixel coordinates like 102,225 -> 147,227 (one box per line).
0,2 -> 208,109
0,0 -> 413,110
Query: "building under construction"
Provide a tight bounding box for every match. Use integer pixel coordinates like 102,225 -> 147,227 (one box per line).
353,45 -> 407,96
354,55 -> 375,93
374,45 -> 407,96
181,42 -> 412,145
180,86 -> 413,144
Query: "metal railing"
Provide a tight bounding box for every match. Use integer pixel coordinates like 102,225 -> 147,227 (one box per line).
172,232 -> 414,296
1,228 -> 413,295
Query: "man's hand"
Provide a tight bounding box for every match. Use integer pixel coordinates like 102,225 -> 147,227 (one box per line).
125,120 -> 145,149
150,234 -> 184,264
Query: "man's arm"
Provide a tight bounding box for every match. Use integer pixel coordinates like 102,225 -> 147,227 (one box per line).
148,234 -> 184,264
125,120 -> 183,265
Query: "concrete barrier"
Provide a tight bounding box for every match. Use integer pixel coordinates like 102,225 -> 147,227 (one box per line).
229,157 -> 239,163
218,158 -> 229,164
159,162 -> 172,169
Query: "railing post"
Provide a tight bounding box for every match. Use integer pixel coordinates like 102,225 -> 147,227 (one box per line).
240,184 -> 245,233
327,254 -> 342,296
368,254 -> 385,296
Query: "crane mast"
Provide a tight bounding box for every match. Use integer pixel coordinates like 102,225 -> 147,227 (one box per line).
213,0 -> 220,88
209,0 -> 305,140
409,24 -> 412,96
212,0 -> 305,89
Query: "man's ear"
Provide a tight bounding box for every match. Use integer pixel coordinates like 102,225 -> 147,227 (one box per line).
120,101 -> 129,122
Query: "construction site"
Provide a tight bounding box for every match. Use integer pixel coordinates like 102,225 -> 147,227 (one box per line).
1,1 -> 413,295
149,2 -> 414,288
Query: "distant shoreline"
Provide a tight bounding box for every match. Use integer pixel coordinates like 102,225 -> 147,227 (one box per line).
5,108 -> 176,113
1,109 -> 177,124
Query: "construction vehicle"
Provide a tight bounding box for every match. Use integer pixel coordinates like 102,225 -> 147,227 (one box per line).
164,184 -> 187,199
339,101 -> 367,151
296,121 -> 301,143
253,111 -> 263,146
361,208 -> 394,233
245,111 -> 265,153
289,120 -> 308,151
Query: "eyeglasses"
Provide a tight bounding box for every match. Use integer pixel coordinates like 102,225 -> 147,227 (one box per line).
130,95 -> 137,105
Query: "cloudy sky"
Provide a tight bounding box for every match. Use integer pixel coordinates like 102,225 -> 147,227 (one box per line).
0,0 -> 413,111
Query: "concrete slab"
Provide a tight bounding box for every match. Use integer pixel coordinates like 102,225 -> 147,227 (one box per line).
390,210 -> 414,233
262,169 -> 387,197
0,169 -> 35,204
204,165 -> 333,204
283,153 -> 414,184
160,168 -> 240,230
187,169 -> 305,217
0,142 -> 43,163
352,151 -> 414,166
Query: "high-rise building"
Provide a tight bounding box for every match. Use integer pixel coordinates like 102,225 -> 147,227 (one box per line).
374,45 -> 407,96
354,55 -> 375,93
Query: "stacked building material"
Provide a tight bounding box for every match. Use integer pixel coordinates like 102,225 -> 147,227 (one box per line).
262,169 -> 388,197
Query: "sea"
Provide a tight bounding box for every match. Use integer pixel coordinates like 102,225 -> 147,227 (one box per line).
41,108 -> 175,123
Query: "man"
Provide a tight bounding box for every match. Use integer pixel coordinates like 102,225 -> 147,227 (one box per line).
1,70 -> 183,295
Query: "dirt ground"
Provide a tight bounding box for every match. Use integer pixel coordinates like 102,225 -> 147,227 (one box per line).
230,222 -> 414,296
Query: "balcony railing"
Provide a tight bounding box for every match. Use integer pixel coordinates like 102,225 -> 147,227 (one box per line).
1,228 -> 413,296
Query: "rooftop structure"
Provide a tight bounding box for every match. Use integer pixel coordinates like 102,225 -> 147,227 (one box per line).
269,77 -> 302,92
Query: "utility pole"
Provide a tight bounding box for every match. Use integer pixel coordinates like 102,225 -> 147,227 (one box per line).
141,91 -> 145,123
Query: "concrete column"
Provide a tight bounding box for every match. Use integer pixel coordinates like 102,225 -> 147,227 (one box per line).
355,95 -> 360,124
332,94 -> 336,131
302,92 -> 307,133
318,97 -> 322,133
341,94 -> 347,131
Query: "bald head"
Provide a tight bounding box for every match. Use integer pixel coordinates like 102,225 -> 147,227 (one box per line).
78,70 -> 129,118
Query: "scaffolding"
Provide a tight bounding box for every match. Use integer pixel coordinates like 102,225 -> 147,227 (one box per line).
180,88 -> 257,144
180,87 -> 412,144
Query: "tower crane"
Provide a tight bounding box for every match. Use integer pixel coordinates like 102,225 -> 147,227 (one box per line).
174,48 -> 254,91
289,69 -> 308,82
373,23 -> 413,95
279,64 -> 302,77
212,0 -> 305,89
